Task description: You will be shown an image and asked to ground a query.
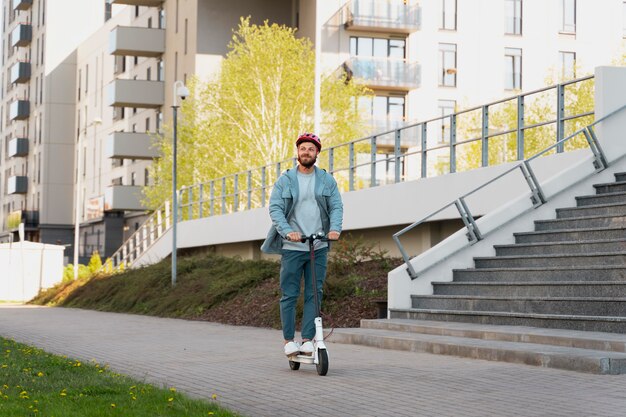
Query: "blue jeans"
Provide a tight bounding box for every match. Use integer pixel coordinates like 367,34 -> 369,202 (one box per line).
279,248 -> 328,341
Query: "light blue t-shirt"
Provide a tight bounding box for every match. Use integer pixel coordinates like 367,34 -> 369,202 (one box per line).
282,170 -> 327,251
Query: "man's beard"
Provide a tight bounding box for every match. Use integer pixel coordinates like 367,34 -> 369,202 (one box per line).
298,154 -> 317,168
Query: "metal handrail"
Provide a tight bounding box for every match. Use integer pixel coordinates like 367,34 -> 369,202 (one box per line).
109,76 -> 597,268
393,102 -> 626,279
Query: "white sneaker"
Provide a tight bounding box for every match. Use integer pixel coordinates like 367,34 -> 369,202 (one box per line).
284,341 -> 301,356
299,341 -> 314,354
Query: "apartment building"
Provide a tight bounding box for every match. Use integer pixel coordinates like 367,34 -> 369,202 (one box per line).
315,0 -> 626,144
0,0 -> 108,251
2,0 -> 625,264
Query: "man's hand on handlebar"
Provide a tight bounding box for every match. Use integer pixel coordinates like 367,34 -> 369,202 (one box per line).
286,231 -> 302,242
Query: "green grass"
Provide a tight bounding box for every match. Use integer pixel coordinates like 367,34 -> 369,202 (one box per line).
0,337 -> 238,417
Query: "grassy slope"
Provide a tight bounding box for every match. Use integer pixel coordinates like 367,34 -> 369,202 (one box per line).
32,243 -> 395,329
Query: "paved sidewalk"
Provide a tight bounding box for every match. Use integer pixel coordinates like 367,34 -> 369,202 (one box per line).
0,305 -> 625,417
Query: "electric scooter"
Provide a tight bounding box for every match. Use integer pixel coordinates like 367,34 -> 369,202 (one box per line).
287,233 -> 332,376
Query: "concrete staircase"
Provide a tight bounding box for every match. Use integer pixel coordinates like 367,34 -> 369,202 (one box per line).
330,172 -> 626,374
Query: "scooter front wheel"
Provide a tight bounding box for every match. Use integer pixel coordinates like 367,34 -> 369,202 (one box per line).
289,360 -> 300,371
316,349 -> 328,376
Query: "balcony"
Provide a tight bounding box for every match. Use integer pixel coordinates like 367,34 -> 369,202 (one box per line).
12,0 -> 32,10
10,62 -> 31,83
105,132 -> 159,160
104,185 -> 145,211
344,0 -> 421,34
10,24 -> 32,47
344,58 -> 420,91
8,138 -> 29,157
9,100 -> 30,120
109,26 -> 165,57
8,176 -> 28,194
107,79 -> 164,108
108,0 -> 164,6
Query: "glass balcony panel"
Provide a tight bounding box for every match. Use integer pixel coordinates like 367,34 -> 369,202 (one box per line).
8,176 -> 28,194
107,79 -> 164,108
8,138 -> 29,157
10,62 -> 31,83
105,132 -> 159,160
345,0 -> 421,34
108,0 -> 164,6
346,57 -> 420,91
11,24 -> 32,47
9,100 -> 30,120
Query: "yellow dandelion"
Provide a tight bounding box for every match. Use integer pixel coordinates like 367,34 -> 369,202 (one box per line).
111,403 -> 116,408
1,364 -> 7,368
168,397 -> 174,402
208,412 -> 215,415
60,392 -> 66,397
131,396 -> 137,401
37,372 -> 43,377
212,394 -> 217,400
169,387 -> 177,393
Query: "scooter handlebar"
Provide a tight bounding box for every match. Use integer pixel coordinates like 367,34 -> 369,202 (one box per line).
299,233 -> 337,243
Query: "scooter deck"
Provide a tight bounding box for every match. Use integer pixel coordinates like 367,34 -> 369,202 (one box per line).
288,353 -> 315,364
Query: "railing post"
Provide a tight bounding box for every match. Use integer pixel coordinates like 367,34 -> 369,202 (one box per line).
198,184 -> 204,218
261,166 -> 267,207
421,123 -> 427,178
583,126 -> 609,171
455,198 -> 482,243
556,83 -> 565,153
482,105 -> 489,167
370,135 -> 377,187
156,207 -> 163,237
517,94 -> 525,160
449,114 -> 457,174
164,199 -> 171,229
329,148 -> 334,174
142,225 -> 148,252
519,161 -> 546,207
149,217 -> 155,245
210,180 -> 215,216
187,186 -> 193,220
247,170 -> 252,210
394,128 -> 401,183
349,142 -> 355,191
233,174 -> 239,212
221,177 -> 226,214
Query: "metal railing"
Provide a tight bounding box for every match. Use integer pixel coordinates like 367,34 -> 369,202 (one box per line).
109,75 -> 597,268
393,102 -> 626,279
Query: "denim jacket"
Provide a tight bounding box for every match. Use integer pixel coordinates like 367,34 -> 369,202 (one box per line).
260,166 -> 343,254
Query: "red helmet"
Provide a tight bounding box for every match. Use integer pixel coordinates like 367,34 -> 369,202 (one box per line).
296,133 -> 322,151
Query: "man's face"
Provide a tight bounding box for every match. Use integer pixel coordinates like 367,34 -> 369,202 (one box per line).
297,142 -> 319,168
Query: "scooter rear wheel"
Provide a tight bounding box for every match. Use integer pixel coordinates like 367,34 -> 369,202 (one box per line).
316,349 -> 328,376
289,360 -> 300,370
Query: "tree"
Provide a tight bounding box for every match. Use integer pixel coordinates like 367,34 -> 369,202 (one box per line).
144,18 -> 370,211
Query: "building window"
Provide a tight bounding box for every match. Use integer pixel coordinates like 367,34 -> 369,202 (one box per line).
505,0 -> 522,35
439,43 -> 457,87
358,95 -> 405,131
441,0 -> 457,30
561,0 -> 576,33
505,48 -> 522,90
438,100 -> 456,144
350,37 -> 405,59
559,51 -> 576,80
146,67 -> 151,81
144,168 -> 150,186
131,172 -> 136,186
105,1 -> 112,21
145,117 -> 150,132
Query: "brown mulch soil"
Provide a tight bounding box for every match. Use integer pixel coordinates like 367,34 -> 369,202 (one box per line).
194,259 -> 392,329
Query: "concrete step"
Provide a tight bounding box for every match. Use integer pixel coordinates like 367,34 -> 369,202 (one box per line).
594,181 -> 626,194
494,239 -> 626,256
514,226 -> 626,243
576,191 -> 626,207
453,266 -> 626,282
329,320 -> 626,374
432,281 -> 626,297
359,319 -> 626,353
473,252 -> 626,268
556,202 -> 626,219
534,214 -> 626,231
389,308 -> 626,334
411,295 -> 626,316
